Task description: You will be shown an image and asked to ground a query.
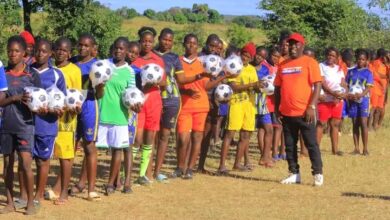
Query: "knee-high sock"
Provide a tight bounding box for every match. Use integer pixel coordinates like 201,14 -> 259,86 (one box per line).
139,145 -> 152,177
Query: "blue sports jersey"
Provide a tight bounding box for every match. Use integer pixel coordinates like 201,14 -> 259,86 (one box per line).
32,67 -> 67,136
0,61 -> 8,91
346,67 -> 373,95
70,56 -> 97,91
256,65 -> 270,115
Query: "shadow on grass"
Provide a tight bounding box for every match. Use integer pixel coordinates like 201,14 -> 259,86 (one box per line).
341,192 -> 390,201
199,170 -> 280,184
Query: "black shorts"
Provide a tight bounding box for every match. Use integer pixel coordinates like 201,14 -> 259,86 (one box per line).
161,104 -> 180,129
0,133 -> 34,155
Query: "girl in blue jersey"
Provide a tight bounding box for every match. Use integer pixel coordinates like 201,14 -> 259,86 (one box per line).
0,36 -> 41,215
347,49 -> 373,156
69,33 -> 104,201
31,39 -> 67,204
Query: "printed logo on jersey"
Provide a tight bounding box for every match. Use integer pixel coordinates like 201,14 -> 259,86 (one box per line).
87,128 -> 93,135
281,67 -> 302,75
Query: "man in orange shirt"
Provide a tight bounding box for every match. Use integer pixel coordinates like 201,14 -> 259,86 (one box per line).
274,33 -> 323,186
368,48 -> 388,130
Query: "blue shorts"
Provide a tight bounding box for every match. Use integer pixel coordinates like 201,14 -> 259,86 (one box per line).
348,98 -> 369,118
128,111 -> 137,145
77,92 -> 99,142
218,103 -> 229,116
33,135 -> 56,160
342,100 -> 349,118
256,114 -> 272,128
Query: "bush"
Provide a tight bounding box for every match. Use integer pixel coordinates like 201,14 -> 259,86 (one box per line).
0,1 -> 22,61
227,24 -> 254,48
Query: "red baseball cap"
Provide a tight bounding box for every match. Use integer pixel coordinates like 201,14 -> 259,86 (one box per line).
287,33 -> 305,45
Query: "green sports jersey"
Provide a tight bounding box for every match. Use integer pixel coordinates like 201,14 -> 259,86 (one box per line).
99,63 -> 135,125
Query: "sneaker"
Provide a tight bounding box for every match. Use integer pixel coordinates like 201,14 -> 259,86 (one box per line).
170,168 -> 184,179
156,173 -> 169,183
280,173 -> 301,184
313,174 -> 324,186
134,176 -> 151,186
272,155 -> 281,161
182,169 -> 193,180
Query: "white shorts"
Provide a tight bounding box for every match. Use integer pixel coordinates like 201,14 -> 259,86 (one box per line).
96,124 -> 129,149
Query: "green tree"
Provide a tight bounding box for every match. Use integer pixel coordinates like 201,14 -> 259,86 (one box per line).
208,9 -> 223,23
0,0 -> 22,61
368,0 -> 390,10
143,9 -> 156,19
173,13 -> 188,24
40,1 -> 121,58
232,16 -> 261,28
116,7 -> 139,19
259,0 -> 379,50
227,24 -> 254,48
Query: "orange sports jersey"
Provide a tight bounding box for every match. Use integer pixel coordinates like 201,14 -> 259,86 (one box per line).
338,59 -> 348,76
371,59 -> 388,96
179,56 -> 210,113
274,55 -> 322,117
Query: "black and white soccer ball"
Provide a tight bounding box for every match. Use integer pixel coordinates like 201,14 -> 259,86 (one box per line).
333,85 -> 346,94
24,87 -> 49,112
141,63 -> 164,86
89,60 -> 113,88
203,54 -> 223,77
349,84 -> 364,103
223,55 -> 243,76
65,89 -> 85,109
122,87 -> 145,109
214,84 -> 233,102
47,87 -> 66,111
261,75 -> 276,95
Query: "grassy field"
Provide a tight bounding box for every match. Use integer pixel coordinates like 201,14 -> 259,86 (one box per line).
1,104 -> 390,220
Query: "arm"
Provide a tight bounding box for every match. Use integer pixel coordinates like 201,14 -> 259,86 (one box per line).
229,80 -> 258,93
205,75 -> 228,91
175,71 -> 207,84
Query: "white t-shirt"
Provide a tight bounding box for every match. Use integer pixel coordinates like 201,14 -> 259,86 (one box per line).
319,62 -> 345,102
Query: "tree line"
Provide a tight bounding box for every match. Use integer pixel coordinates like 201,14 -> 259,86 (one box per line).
0,0 -> 389,62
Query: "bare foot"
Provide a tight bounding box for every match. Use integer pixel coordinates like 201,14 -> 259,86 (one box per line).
0,205 -> 15,214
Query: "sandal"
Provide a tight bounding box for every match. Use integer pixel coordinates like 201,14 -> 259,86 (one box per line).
87,192 -> 101,201
122,186 -> 133,194
232,165 -> 250,172
69,184 -> 85,196
104,185 -> 115,196
44,189 -> 59,201
24,206 -> 38,215
216,168 -> 229,176
53,198 -> 67,206
14,198 -> 27,209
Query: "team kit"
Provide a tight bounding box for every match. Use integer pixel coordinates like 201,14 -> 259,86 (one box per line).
0,27 -> 388,215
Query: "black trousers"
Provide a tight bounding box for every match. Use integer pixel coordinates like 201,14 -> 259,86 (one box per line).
281,116 -> 323,175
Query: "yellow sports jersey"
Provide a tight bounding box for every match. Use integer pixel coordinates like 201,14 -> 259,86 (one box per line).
58,62 -> 82,132
228,64 -> 258,105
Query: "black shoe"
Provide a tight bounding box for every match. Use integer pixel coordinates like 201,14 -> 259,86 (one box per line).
104,185 -> 115,196
170,168 -> 184,179
183,169 -> 193,180
135,176 -> 151,186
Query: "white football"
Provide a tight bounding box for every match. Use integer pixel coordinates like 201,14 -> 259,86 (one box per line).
89,60 -> 113,88
349,84 -> 364,103
47,87 -> 66,111
223,55 -> 243,76
214,84 -> 233,102
203,55 -> 223,77
122,87 -> 145,108
24,87 -> 49,112
261,81 -> 275,95
333,85 -> 346,94
65,89 -> 84,109
141,63 -> 164,86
